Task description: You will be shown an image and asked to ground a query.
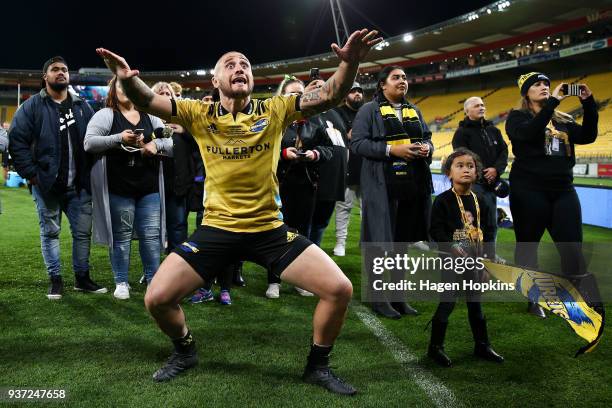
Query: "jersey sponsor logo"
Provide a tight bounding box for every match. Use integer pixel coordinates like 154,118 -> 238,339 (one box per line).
250,118 -> 269,133
287,231 -> 298,242
225,138 -> 247,145
205,142 -> 271,160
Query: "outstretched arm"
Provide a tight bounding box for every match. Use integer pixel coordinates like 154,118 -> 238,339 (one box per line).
300,29 -> 382,117
96,48 -> 172,121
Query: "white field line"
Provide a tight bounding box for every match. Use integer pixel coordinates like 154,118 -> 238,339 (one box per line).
353,305 -> 462,408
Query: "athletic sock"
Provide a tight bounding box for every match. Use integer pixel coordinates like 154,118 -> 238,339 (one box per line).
307,343 -> 333,368
172,330 -> 196,354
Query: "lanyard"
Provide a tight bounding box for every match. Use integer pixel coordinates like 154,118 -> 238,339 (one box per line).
451,188 -> 483,243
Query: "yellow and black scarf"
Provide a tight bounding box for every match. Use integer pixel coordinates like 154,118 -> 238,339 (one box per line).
377,95 -> 430,199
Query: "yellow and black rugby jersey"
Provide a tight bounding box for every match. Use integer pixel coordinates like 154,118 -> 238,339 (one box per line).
173,95 -> 302,232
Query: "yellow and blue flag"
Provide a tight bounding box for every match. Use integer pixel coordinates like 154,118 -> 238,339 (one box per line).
483,259 -> 604,356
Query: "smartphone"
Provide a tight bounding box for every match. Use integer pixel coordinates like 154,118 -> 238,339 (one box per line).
296,151 -> 308,158
134,128 -> 145,135
309,68 -> 320,81
561,83 -> 582,97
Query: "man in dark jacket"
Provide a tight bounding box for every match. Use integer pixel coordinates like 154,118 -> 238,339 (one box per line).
452,96 -> 508,242
332,82 -> 364,256
9,56 -> 106,300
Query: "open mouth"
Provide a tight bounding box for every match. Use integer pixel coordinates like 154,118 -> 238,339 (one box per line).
232,77 -> 247,85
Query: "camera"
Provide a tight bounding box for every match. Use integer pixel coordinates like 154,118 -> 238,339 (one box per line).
493,179 -> 510,198
561,83 -> 582,97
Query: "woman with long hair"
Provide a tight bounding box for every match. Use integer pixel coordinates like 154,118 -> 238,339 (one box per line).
351,65 -> 433,319
264,75 -> 333,299
85,76 -> 172,299
505,72 -> 599,317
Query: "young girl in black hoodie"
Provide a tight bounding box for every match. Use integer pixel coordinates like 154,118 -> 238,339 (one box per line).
428,148 -> 504,367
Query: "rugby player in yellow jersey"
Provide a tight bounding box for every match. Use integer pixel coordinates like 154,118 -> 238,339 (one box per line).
96,29 -> 381,396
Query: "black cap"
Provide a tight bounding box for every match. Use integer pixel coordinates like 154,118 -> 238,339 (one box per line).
350,81 -> 363,92
517,72 -> 550,96
43,56 -> 67,74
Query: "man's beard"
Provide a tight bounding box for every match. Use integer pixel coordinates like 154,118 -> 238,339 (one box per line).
347,98 -> 364,110
48,81 -> 69,92
220,82 -> 252,99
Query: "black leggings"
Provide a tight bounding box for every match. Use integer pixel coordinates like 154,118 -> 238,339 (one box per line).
268,182 -> 317,284
433,269 -> 484,323
279,182 -> 317,237
510,186 -> 586,276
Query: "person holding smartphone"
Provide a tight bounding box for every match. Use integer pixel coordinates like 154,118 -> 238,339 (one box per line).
85,76 -> 172,300
506,72 -> 599,318
265,75 -> 333,299
351,65 -> 434,319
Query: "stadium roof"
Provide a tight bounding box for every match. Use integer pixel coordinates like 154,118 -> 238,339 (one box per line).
247,0 -> 610,81
0,0 -> 609,88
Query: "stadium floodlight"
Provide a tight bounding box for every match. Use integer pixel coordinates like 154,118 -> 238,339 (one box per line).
487,8 -> 491,14
498,1 -> 510,11
374,40 -> 390,51
210,69 -> 215,75
403,33 -> 413,42
180,73 -> 185,78
196,70 -> 206,76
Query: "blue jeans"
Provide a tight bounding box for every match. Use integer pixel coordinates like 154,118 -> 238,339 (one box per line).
165,192 -> 188,252
109,193 -> 161,284
31,185 -> 92,277
309,200 -> 336,246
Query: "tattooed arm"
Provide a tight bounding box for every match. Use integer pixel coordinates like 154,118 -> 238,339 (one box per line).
96,48 -> 172,121
300,29 -> 382,117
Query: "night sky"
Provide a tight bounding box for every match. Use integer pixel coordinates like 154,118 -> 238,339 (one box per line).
5,0 -> 492,71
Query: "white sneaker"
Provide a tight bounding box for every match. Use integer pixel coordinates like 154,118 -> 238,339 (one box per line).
333,243 -> 346,257
295,286 -> 314,297
266,283 -> 280,299
114,282 -> 130,300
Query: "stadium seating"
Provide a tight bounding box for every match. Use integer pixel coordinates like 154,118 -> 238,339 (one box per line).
423,71 -> 612,161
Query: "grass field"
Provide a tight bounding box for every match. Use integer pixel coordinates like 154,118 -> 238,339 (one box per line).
1,183 -> 611,408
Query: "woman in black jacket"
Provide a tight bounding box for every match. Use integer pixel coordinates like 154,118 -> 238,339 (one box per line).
351,65 -> 434,319
505,72 -> 599,317
265,75 -> 333,299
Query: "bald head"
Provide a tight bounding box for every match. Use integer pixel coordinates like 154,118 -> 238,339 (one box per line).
214,51 -> 249,77
464,96 -> 486,120
212,51 -> 254,99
